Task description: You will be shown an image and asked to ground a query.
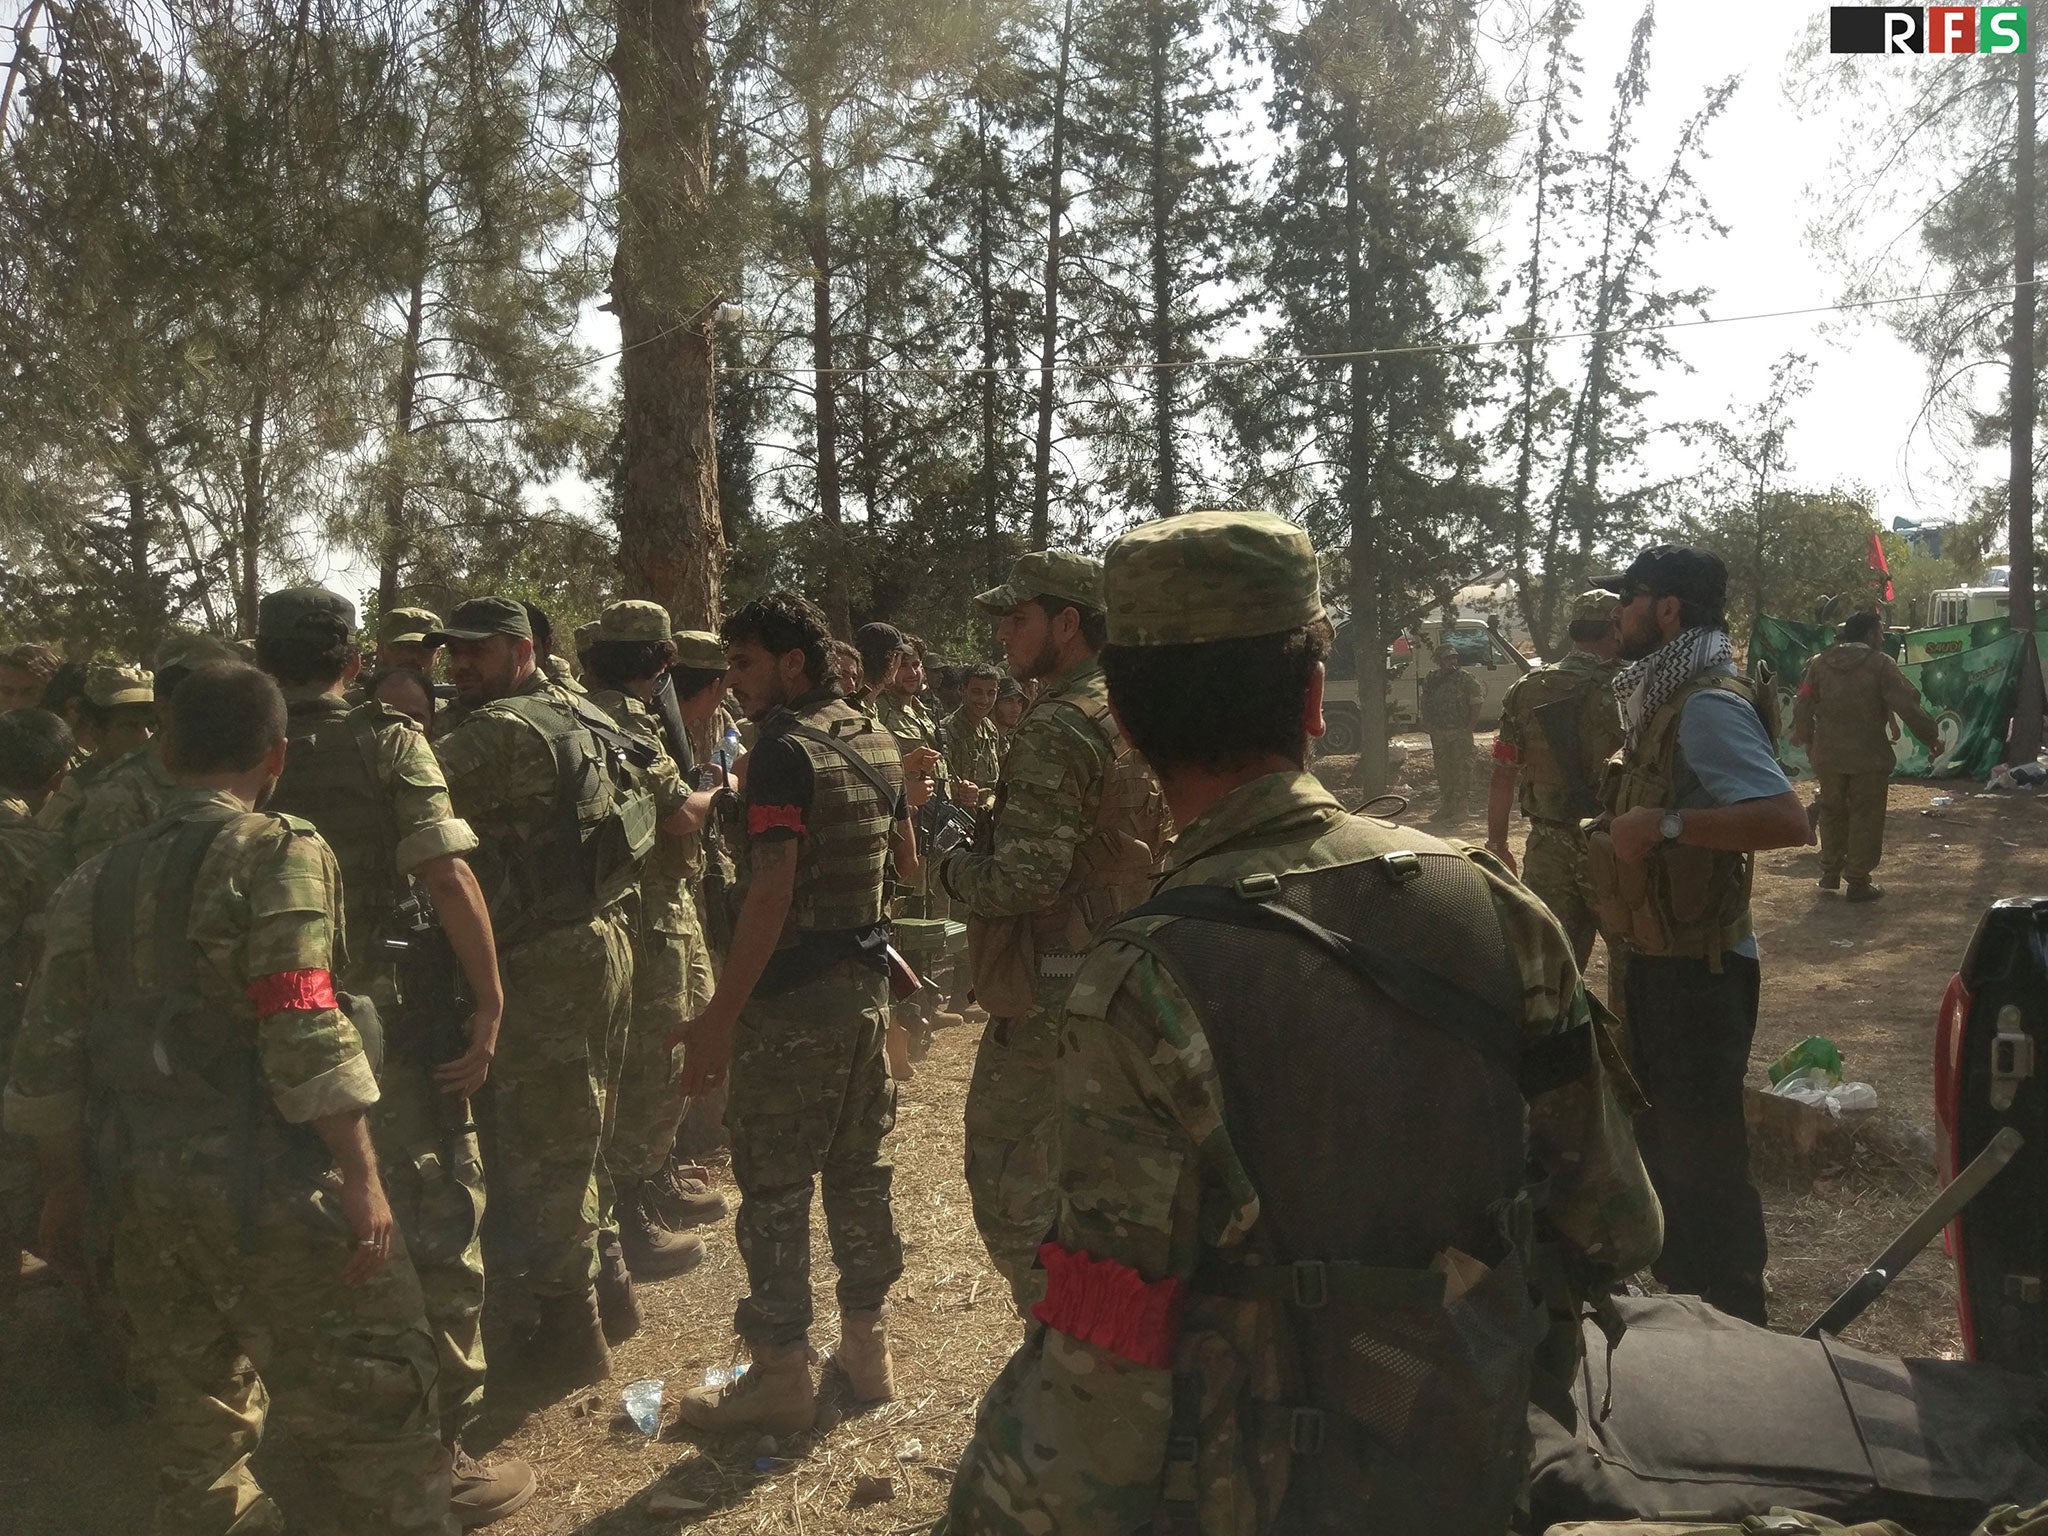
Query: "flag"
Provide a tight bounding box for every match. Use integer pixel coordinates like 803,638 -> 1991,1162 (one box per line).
1868,531 -> 1894,602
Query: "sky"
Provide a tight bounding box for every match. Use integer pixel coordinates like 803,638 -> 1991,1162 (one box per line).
1561,0 -> 2002,534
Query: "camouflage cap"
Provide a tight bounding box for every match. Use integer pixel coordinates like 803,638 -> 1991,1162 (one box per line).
85,663 -> 154,709
672,630 -> 727,672
257,585 -> 357,640
573,619 -> 602,655
973,550 -> 1104,614
152,632 -> 241,675
379,606 -> 442,647
593,599 -> 672,645
1571,588 -> 1620,624
426,596 -> 532,644
1103,510 -> 1324,646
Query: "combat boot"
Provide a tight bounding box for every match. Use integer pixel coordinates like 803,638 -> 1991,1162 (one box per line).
595,1231 -> 643,1345
450,1447 -> 538,1528
1846,879 -> 1886,904
824,1308 -> 895,1405
647,1157 -> 729,1230
670,1340 -> 817,1437
525,1289 -> 611,1393
618,1183 -> 708,1281
1817,872 -> 1842,892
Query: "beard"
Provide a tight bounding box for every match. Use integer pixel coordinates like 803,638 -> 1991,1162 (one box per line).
1616,611 -> 1661,661
1022,634 -> 1061,681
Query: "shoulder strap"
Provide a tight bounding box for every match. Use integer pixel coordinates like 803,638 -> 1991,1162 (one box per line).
783,719 -> 899,807
153,817 -> 233,991
94,815 -> 233,1005
1123,877 -> 1593,1099
348,709 -> 402,862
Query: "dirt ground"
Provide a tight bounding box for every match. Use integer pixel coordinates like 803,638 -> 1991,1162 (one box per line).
6,741 -> 2047,1532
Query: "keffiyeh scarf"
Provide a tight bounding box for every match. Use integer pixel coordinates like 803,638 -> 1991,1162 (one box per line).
1613,626 -> 1734,753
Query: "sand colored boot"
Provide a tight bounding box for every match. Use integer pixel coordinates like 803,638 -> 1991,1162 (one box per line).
825,1309 -> 895,1405
670,1340 -> 817,1438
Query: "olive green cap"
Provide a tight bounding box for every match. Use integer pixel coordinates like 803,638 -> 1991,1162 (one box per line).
379,607 -> 442,646
1103,510 -> 1325,646
1570,588 -> 1620,624
426,596 -> 532,644
973,550 -> 1104,614
85,663 -> 154,709
257,585 -> 356,640
593,599 -> 672,645
672,630 -> 727,672
151,632 -> 241,675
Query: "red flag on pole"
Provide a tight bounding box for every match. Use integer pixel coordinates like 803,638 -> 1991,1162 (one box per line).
1868,531 -> 1894,602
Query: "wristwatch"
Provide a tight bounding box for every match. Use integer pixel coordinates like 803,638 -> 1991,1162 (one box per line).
1659,810 -> 1685,844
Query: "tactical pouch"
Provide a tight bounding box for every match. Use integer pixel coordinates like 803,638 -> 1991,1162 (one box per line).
1585,824 -> 1663,952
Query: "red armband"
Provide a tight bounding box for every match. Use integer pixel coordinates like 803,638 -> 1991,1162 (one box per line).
1491,738 -> 1521,764
1797,682 -> 1815,698
1029,1242 -> 1184,1369
247,969 -> 339,1013
748,804 -> 805,836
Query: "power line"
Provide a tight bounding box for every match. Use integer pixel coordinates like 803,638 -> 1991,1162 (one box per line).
671,276 -> 2041,382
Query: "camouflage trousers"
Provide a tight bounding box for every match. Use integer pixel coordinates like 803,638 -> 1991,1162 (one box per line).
606,892 -> 716,1184
114,1175 -> 455,1536
727,958 -> 903,1346
964,1003 -> 1059,1312
486,908 -> 633,1299
1817,770 -> 1890,882
1522,818 -> 1598,971
373,1058 -> 486,1445
1431,730 -> 1474,816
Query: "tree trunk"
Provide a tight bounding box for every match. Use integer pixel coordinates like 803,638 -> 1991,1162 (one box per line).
379,252 -> 426,617
805,101 -> 850,636
976,94 -> 1001,579
611,0 -> 726,633
1510,8 -> 1569,649
2012,38 -> 2043,760
1341,128 -> 1388,796
1029,0 -> 1075,551
122,407 -> 162,658
239,383 -> 267,636
1145,0 -> 1176,520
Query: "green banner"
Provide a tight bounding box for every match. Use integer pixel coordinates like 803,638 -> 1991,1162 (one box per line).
1748,616 -> 2024,781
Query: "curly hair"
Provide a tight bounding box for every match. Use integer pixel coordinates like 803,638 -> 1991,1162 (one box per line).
724,592 -> 833,688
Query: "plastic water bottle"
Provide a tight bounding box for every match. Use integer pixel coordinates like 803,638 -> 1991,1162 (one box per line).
718,724 -> 741,780
621,1378 -> 665,1434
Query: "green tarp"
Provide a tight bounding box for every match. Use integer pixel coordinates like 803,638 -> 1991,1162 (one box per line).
1748,616 -> 2029,781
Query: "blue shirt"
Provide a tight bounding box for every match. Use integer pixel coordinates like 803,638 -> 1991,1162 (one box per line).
1671,667 -> 1793,959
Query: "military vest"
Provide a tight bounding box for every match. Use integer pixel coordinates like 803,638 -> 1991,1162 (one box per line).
1586,673 -> 1764,967
269,698 -> 402,968
1512,658 -> 1620,823
1106,819 -> 1550,1535
754,693 -> 902,936
475,689 -> 659,943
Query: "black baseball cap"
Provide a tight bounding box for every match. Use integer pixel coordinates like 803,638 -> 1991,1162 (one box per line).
257,585 -> 357,640
426,596 -> 534,644
1600,545 -> 1727,616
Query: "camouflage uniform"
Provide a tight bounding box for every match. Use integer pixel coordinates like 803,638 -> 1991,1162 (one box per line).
270,667 -> 489,1445
3,788 -> 455,1535
874,685 -> 957,1038
727,685 -> 906,1345
64,739 -> 177,869
1420,663 -> 1483,818
944,513 -> 1660,1536
582,683 -> 698,1185
1792,640 -> 1941,885
435,671 -> 635,1301
943,706 -> 1003,796
1493,645 -> 1621,968
0,796 -> 65,1260
942,552 -> 1167,1312
35,662 -> 154,853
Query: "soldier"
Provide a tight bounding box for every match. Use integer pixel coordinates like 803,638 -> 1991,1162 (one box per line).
0,641 -> 58,713
379,608 -> 445,675
64,633 -> 241,869
252,587 -> 535,1525
940,551 -> 1166,1312
943,663 -> 1003,807
670,592 -> 918,1437
992,677 -> 1025,742
1420,643 -> 1482,822
1790,609 -> 1940,904
5,662 -> 458,1535
430,596 -> 673,1389
1486,591 -> 1624,968
943,512 -> 1661,1536
0,709 -> 72,1292
35,663 -> 155,851
1586,545 -> 1809,1325
577,600 -> 724,1280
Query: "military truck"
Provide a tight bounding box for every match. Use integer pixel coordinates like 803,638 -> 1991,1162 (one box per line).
1317,618 -> 1532,756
